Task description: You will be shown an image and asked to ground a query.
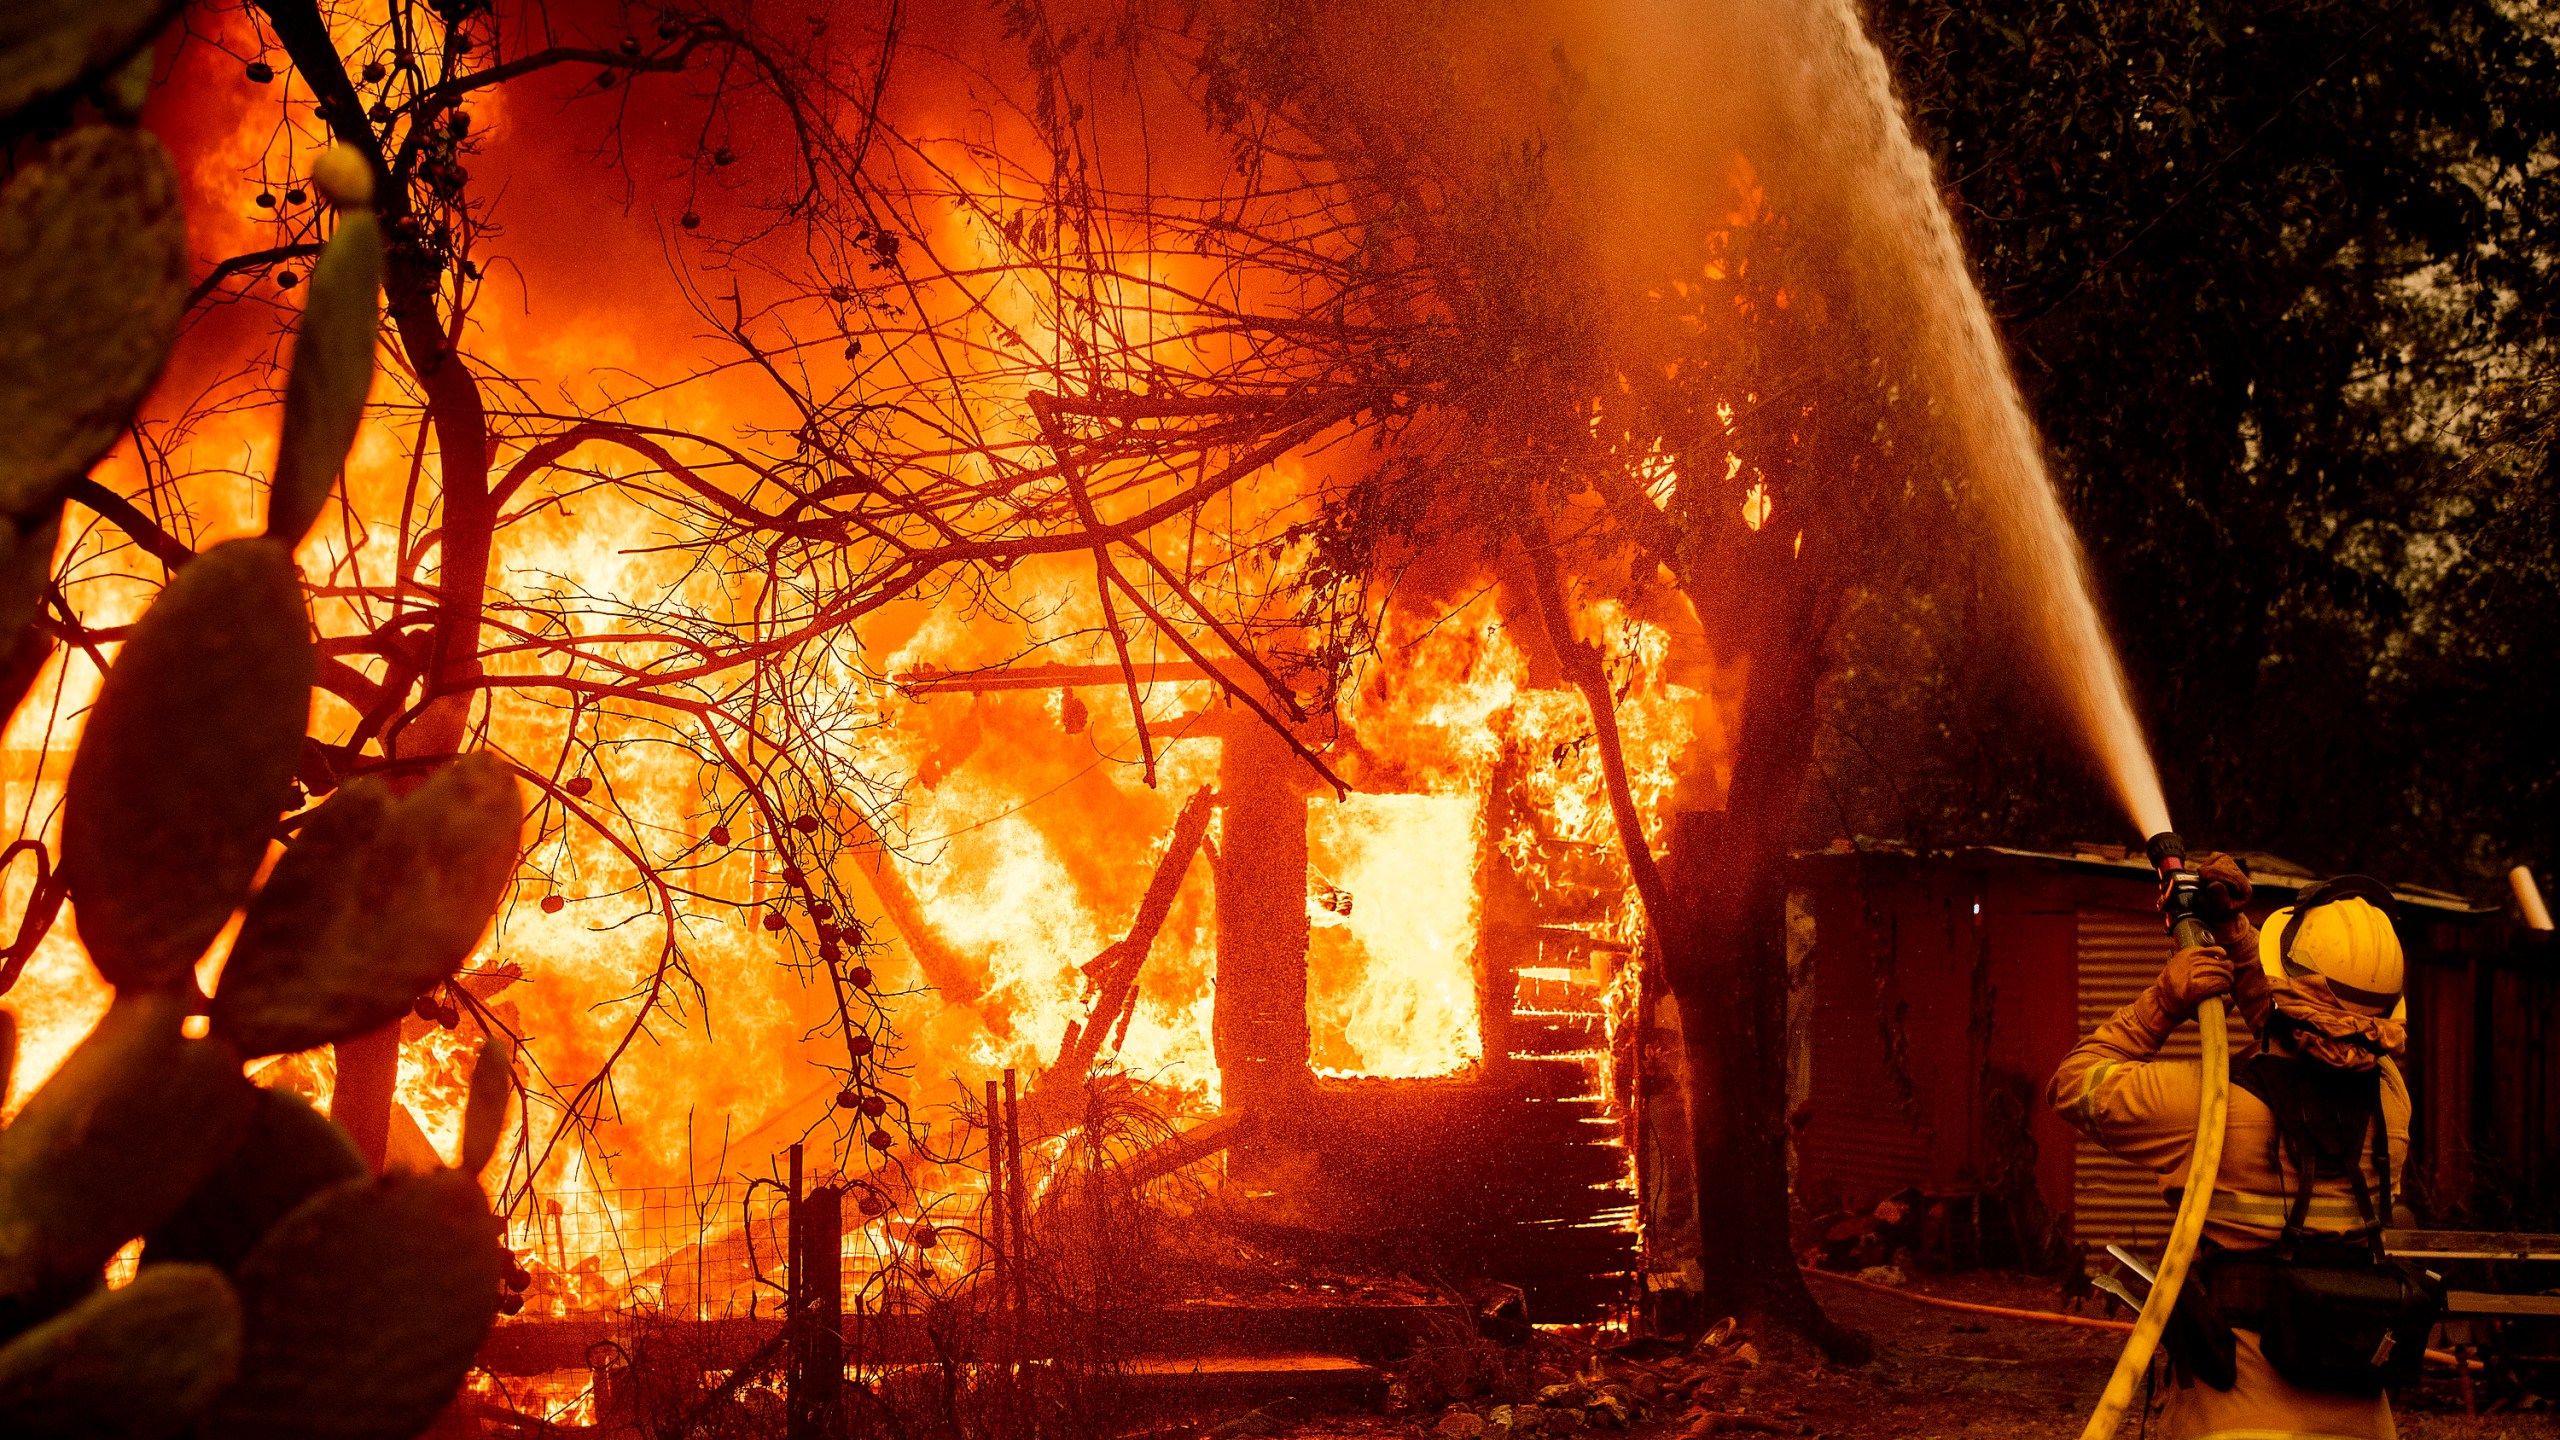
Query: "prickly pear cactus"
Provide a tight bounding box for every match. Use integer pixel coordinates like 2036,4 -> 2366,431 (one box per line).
0,116 -> 187,528
0,0 -> 185,125
1,18 -> 528,1440
0,115 -> 183,713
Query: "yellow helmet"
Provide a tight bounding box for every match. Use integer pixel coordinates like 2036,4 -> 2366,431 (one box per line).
2261,877 -> 2404,1017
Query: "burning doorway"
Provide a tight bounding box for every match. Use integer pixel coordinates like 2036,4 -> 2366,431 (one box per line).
885,636 -> 1659,1320
1304,791 -> 1483,1080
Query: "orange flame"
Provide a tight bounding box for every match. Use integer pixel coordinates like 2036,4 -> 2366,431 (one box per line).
1,8 -> 1738,1322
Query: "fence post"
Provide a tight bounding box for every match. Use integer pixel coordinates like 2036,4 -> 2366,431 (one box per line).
1004,1067 -> 1034,1428
985,1078 -> 1006,1316
789,1179 -> 844,1439
786,1142 -> 803,1322
1003,1068 -> 1030,1330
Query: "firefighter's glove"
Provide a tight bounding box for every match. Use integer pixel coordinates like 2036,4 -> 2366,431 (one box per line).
2189,850 -> 2253,928
2150,944 -> 2234,1022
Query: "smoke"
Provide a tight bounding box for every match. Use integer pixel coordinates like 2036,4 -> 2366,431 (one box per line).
1741,0 -> 2171,839
1494,0 -> 2177,839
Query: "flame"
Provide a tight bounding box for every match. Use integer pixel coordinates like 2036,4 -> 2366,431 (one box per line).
1742,480 -> 1773,531
1306,794 -> 1482,1078
0,6 -> 1746,1323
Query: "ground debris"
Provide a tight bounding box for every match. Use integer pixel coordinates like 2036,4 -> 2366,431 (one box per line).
1433,1410 -> 1486,1440
1209,1271 -> 2560,1440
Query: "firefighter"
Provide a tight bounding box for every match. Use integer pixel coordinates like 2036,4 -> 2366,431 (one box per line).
2049,854 -> 2435,1440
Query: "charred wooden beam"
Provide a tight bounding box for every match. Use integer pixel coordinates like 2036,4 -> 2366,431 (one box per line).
833,806 -> 1005,1034
1213,721 -> 1316,1122
1115,1109 -> 1256,1190
1028,786 -> 1218,1133
892,659 -> 1211,696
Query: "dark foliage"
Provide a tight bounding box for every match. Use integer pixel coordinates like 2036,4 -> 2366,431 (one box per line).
1818,0 -> 2560,891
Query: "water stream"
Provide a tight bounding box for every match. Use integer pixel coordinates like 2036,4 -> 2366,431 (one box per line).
1744,0 -> 2175,837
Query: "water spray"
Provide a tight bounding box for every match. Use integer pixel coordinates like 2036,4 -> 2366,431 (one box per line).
2073,830 -> 2232,1440
1700,1 -> 2229,1422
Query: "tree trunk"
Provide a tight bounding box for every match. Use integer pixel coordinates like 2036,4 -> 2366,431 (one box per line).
1522,527 -> 1862,1357
1212,716 -> 1316,1182
1661,577 -> 1870,1362
257,0 -> 502,1170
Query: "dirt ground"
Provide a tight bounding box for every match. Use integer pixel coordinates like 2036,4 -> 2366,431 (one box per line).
1225,1272 -> 2560,1440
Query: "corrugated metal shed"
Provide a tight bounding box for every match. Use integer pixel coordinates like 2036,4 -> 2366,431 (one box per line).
2067,907 -> 2193,1247
1781,843 -> 2519,1263
1792,882 -> 1940,1214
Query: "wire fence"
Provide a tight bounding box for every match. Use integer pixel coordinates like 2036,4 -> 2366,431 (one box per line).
472,1083 -> 1208,1440
506,1179 -> 794,1320
501,1175 -> 998,1321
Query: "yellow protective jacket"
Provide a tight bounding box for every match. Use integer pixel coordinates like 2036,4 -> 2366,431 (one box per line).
2049,984 -> 2410,1440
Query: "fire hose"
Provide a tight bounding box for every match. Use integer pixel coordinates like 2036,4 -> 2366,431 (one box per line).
1802,1268 -> 2475,1369
2074,832 -> 2231,1440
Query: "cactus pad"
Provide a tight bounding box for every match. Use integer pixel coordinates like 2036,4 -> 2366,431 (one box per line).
268,211 -> 382,546
61,537 -> 314,990
0,991 -> 255,1320
0,0 -> 187,127
0,125 -> 186,515
202,1169 -> 504,1440
0,1261 -> 242,1440
213,755 -> 521,1058
141,1087 -> 366,1274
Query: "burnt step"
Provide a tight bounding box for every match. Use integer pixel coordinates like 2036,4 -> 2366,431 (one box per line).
1438,1146 -> 1631,1193
1459,1197 -> 1635,1239
1497,1139 -> 1632,1184
1484,1102 -> 1619,1147
1512,973 -> 1605,1012
1517,1094 -> 1615,1122
1420,1152 -> 1629,1206
1122,1352 -> 1386,1407
1513,1272 -> 1636,1323
1503,1055 -> 1607,1101
1508,1011 -> 1605,1055
1454,1225 -> 1638,1268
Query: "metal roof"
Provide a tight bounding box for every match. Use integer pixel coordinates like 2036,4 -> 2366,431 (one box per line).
1793,841 -> 2498,917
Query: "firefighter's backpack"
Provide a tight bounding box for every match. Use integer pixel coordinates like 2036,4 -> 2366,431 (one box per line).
2172,1054 -> 2443,1396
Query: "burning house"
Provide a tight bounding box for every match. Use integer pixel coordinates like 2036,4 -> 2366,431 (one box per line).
427,592 -> 1706,1430
891,662 -> 1642,1318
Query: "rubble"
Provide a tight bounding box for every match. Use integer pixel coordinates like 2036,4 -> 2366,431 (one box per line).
1435,1408 -> 1489,1440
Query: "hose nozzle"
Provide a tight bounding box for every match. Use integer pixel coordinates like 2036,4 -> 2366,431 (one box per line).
2144,830 -> 2216,950
2144,830 -> 2188,875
